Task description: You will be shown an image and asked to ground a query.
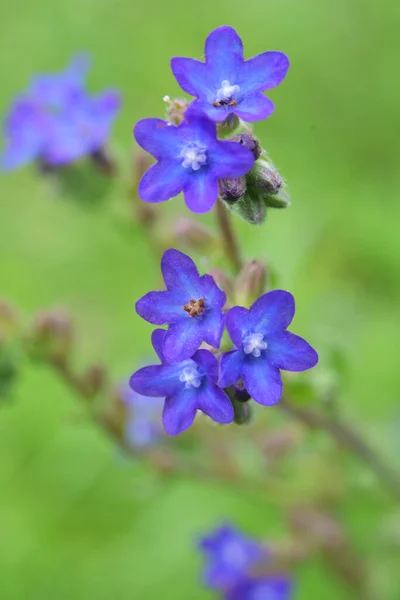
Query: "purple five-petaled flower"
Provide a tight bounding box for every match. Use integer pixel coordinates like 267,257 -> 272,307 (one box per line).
130,329 -> 234,436
199,524 -> 268,591
219,290 -> 318,406
133,111 -> 254,213
171,26 -> 289,123
120,380 -> 164,448
45,90 -> 120,165
136,249 -> 226,362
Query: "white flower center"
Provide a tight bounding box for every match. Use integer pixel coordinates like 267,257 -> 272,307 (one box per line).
215,80 -> 240,103
243,333 -> 268,358
181,144 -> 208,171
179,365 -> 202,389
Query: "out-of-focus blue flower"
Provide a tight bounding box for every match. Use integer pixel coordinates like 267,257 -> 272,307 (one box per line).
45,90 -> 120,165
219,290 -> 318,406
171,26 -> 289,123
226,576 -> 293,600
1,55 -> 121,171
120,381 -> 164,448
130,329 -> 233,436
133,111 -> 254,213
29,54 -> 91,108
199,524 -> 267,590
136,249 -> 226,362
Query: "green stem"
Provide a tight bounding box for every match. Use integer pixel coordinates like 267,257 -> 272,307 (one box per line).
215,197 -> 243,273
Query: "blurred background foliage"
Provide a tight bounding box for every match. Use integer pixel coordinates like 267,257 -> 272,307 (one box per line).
1,0 -> 400,598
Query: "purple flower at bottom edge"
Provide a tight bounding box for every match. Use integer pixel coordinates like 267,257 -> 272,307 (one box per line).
226,576 -> 293,600
133,111 -> 254,213
120,381 -> 164,448
130,329 -> 234,436
136,249 -> 226,362
44,90 -> 121,165
219,290 -> 318,406
198,524 -> 268,590
171,26 -> 289,123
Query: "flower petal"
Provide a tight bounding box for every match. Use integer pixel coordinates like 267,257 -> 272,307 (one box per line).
199,274 -> 226,308
219,350 -> 244,388
225,306 -> 251,348
162,389 -> 197,435
170,57 -> 209,97
196,385 -> 234,425
163,318 -> 204,362
243,357 -> 282,405
135,290 -> 183,325
249,290 -> 295,335
192,349 -> 218,381
235,92 -> 275,122
151,329 -> 167,362
138,160 -> 187,203
210,140 -> 254,179
161,248 -> 200,293
205,26 -> 244,78
130,364 -> 180,397
201,309 -> 225,349
183,170 -> 219,214
268,331 -> 319,372
189,100 -> 234,123
134,118 -> 181,159
239,51 -> 290,93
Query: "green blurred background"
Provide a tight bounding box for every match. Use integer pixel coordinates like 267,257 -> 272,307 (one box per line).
1,0 -> 400,598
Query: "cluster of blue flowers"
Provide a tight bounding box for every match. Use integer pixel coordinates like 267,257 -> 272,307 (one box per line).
1,55 -> 120,171
130,249 -> 318,436
134,25 -> 290,213
199,524 -> 292,599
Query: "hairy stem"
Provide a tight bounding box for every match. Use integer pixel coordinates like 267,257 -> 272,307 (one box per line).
215,198 -> 243,273
280,396 -> 400,502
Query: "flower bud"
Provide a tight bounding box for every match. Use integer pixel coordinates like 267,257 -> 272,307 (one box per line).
80,364 -> 107,400
234,259 -> 267,307
26,310 -> 73,363
230,132 -> 261,160
173,218 -> 215,252
163,96 -> 189,125
218,177 -> 247,202
253,157 -> 290,209
217,114 -> 240,138
91,148 -> 116,176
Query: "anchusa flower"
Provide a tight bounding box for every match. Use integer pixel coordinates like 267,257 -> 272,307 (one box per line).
219,290 -> 318,406
133,111 -> 254,213
130,329 -> 233,436
136,248 -> 226,362
1,55 -> 120,171
198,524 -> 293,599
120,380 -> 164,448
132,250 -> 317,436
171,26 -> 289,123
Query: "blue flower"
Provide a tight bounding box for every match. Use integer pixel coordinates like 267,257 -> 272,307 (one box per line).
45,90 -> 120,165
226,576 -> 293,600
171,26 -> 289,123
120,380 -> 164,448
136,249 -> 226,362
198,524 -> 267,591
130,329 -> 234,436
219,290 -> 318,406
29,54 -> 91,108
133,111 -> 254,213
1,55 -> 120,171
0,97 -> 51,171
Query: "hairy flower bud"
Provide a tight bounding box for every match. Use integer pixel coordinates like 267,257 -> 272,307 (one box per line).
218,176 -> 247,202
235,259 -> 267,307
173,218 -> 215,252
27,310 -> 73,362
80,364 -> 107,400
163,96 -> 189,125
91,147 -> 116,176
217,114 -> 240,138
231,132 -> 261,160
